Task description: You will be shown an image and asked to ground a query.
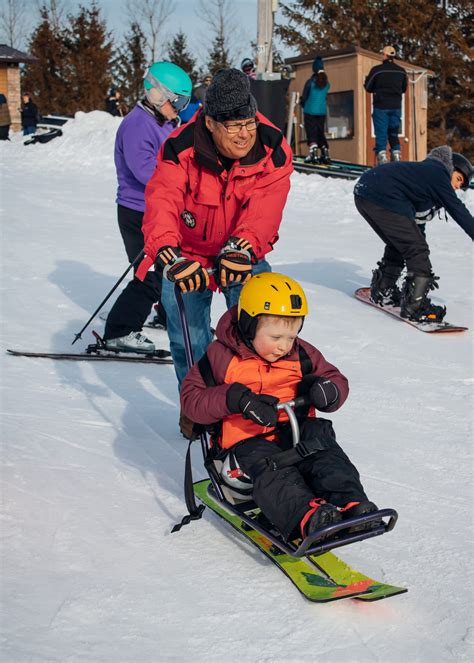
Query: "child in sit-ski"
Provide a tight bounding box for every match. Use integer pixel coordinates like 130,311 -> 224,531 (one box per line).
181,272 -> 378,540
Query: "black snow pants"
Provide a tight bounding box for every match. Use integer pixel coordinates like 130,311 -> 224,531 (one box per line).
355,195 -> 432,275
233,418 -> 368,540
103,204 -> 166,340
304,114 -> 328,149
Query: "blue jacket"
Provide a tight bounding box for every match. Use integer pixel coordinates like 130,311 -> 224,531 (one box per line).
114,104 -> 176,212
354,146 -> 473,239
301,79 -> 330,116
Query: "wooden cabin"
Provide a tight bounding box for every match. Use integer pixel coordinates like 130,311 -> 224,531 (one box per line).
286,46 -> 433,165
0,45 -> 38,132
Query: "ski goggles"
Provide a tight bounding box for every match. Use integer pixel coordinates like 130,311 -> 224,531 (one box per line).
144,72 -> 190,113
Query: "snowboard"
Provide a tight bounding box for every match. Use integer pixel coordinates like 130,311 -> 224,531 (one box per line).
6,348 -> 173,364
354,287 -> 468,333
194,480 -> 406,603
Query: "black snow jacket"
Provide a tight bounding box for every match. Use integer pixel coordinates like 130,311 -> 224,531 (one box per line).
354,146 -> 473,240
364,59 -> 407,109
21,101 -> 39,128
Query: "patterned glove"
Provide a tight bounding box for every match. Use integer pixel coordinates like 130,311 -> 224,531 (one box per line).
156,246 -> 209,293
215,237 -> 255,288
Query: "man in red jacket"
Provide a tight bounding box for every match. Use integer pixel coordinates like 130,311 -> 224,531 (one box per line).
137,68 -> 294,387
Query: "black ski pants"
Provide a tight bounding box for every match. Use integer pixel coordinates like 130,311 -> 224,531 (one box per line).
233,418 -> 368,540
103,204 -> 166,340
304,114 -> 328,149
355,195 -> 432,275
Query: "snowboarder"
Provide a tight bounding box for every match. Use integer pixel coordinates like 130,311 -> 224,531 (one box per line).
354,145 -> 473,322
103,61 -> 192,354
180,272 -> 379,541
364,46 -> 407,164
135,67 -> 293,389
301,56 -> 331,165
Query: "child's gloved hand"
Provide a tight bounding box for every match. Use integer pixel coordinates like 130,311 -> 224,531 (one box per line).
309,377 -> 340,411
226,383 -> 278,427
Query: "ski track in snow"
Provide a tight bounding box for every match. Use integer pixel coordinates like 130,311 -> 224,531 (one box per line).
1,111 -> 473,662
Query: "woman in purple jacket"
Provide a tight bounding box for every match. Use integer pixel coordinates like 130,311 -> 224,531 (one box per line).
104,62 -> 192,353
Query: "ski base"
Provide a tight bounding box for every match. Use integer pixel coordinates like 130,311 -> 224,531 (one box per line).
355,288 -> 468,333
6,348 -> 173,364
194,480 -> 406,603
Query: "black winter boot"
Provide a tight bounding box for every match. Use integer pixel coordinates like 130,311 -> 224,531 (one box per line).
370,260 -> 403,306
400,273 -> 446,322
300,498 -> 342,539
320,146 -> 331,164
340,500 -> 380,533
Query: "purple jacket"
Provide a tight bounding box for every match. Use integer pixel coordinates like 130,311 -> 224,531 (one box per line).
114,105 -> 176,212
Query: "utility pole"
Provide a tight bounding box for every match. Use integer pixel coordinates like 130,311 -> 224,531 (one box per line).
256,0 -> 279,77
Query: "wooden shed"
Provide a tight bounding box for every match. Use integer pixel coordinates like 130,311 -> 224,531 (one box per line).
0,44 -> 38,132
286,46 -> 433,165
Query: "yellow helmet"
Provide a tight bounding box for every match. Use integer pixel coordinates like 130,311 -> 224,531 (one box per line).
237,272 -> 308,340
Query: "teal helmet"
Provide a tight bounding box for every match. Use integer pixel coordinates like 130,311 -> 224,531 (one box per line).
144,61 -> 192,112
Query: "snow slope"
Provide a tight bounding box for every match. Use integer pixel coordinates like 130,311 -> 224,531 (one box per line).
1,112 -> 473,662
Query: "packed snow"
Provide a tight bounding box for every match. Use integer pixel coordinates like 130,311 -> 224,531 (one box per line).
1,112 -> 473,662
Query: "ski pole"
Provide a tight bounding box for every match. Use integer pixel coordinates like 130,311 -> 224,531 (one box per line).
71,249 -> 145,345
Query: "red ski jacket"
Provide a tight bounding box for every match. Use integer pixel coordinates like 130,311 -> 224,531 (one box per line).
180,307 -> 349,449
136,110 -> 293,279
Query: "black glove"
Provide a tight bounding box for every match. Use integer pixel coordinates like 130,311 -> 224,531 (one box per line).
156,245 -> 209,293
226,383 -> 278,427
215,237 -> 255,288
309,377 -> 340,411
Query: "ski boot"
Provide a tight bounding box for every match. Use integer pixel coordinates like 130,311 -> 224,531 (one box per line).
376,150 -> 388,165
370,260 -> 403,307
320,146 -> 331,165
105,331 -> 156,354
304,144 -> 319,164
340,500 -> 380,533
400,273 -> 446,323
300,498 -> 342,539
391,149 -> 401,161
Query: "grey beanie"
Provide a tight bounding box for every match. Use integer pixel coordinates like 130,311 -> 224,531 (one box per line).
204,68 -> 257,122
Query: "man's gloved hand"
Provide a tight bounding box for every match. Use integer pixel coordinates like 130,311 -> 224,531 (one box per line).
308,377 -> 340,411
226,383 -> 278,427
156,245 -> 209,293
215,237 -> 255,288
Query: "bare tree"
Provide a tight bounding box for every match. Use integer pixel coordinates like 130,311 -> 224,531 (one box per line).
0,0 -> 29,49
196,0 -> 247,70
125,0 -> 173,62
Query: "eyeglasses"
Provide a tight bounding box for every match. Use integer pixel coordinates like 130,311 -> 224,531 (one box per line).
219,119 -> 259,134
144,72 -> 190,112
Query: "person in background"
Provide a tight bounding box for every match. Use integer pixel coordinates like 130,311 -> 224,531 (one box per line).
103,62 -> 192,354
241,58 -> 256,80
0,93 -> 11,140
181,272 -> 380,540
301,56 -> 331,165
193,74 -> 212,104
135,68 -> 293,404
354,146 -> 473,322
179,93 -> 202,123
105,88 -> 127,117
364,45 -> 407,165
21,92 -> 39,136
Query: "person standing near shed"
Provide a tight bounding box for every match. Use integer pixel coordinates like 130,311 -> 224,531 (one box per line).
364,46 -> 407,165
301,56 -> 331,165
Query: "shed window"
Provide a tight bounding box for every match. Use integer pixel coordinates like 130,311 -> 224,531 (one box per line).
326,91 -> 354,139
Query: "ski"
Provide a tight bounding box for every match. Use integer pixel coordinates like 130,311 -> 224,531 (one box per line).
354,287 -> 468,333
6,348 -> 173,364
194,480 -> 404,603
293,156 -> 369,180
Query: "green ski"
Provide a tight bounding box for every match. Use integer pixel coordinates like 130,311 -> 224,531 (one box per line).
194,480 -> 405,603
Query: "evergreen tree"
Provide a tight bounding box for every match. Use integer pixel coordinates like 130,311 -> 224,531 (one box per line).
277,0 -> 473,156
167,30 -> 198,85
62,2 -> 113,113
207,35 -> 232,75
22,6 -> 66,115
114,22 -> 147,108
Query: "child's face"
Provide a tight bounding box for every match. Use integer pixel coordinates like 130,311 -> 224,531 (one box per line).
252,317 -> 302,363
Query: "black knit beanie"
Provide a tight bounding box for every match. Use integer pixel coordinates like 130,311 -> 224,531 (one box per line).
204,68 -> 257,122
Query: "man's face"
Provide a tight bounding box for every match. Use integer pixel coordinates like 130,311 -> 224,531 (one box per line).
204,77 -> 212,86
252,317 -> 301,363
205,116 -> 258,160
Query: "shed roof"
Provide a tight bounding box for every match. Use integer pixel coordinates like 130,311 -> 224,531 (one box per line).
0,44 -> 38,64
285,45 -> 434,75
